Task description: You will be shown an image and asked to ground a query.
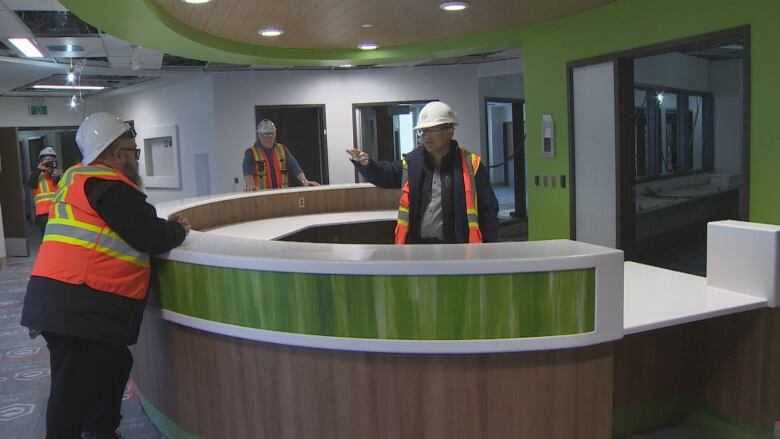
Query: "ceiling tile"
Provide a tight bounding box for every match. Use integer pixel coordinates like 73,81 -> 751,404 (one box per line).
37,36 -> 104,57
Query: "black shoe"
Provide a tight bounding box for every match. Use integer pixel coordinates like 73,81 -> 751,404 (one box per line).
81,431 -> 124,439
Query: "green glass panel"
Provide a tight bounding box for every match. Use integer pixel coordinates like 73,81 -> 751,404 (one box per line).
155,260 -> 595,340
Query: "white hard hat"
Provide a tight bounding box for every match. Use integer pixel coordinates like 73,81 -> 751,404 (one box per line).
414,101 -> 458,129
75,112 -> 132,164
38,146 -> 57,158
257,119 -> 276,134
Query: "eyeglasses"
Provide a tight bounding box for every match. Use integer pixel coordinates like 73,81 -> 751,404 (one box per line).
120,148 -> 141,160
418,126 -> 451,135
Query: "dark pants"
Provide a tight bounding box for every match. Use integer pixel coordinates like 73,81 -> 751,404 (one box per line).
36,214 -> 49,236
42,332 -> 133,439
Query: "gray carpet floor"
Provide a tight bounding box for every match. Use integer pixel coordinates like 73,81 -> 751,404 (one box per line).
0,242 -> 163,439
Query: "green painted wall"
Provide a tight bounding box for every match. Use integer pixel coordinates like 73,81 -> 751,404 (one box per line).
522,0 -> 780,239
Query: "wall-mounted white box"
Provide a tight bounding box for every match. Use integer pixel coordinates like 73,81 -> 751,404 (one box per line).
707,220 -> 780,307
138,124 -> 180,189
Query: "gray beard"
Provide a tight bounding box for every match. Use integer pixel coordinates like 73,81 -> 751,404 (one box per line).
122,162 -> 143,188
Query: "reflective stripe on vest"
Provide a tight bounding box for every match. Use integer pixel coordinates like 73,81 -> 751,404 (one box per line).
33,173 -> 57,216
394,149 -> 483,244
460,150 -> 483,243
394,156 -> 411,244
31,164 -> 151,300
250,144 -> 288,189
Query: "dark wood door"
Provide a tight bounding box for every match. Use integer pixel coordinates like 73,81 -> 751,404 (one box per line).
27,137 -> 45,172
254,106 -> 328,185
0,127 -> 28,255
59,130 -> 81,169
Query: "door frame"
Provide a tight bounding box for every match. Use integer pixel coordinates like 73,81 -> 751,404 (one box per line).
351,100 -> 432,182
483,97 -> 526,218
254,104 -> 329,185
567,25 -> 751,257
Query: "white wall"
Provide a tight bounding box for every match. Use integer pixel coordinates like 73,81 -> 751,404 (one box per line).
635,52 -> 743,179
98,76 -> 218,203
634,52 -> 710,91
574,62 -> 616,248
711,59 -> 742,175
0,96 -> 98,128
211,65 -> 483,192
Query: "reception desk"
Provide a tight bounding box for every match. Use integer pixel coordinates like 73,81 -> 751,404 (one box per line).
136,185 -> 779,439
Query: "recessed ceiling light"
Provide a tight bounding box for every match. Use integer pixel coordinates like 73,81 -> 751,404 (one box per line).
259,28 -> 284,37
358,43 -> 378,50
33,85 -> 105,91
8,38 -> 43,58
439,1 -> 470,11
361,24 -> 373,28
183,0 -> 212,4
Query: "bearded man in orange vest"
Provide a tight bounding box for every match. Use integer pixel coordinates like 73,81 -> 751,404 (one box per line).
27,146 -> 62,234
21,112 -> 190,439
346,101 -> 498,244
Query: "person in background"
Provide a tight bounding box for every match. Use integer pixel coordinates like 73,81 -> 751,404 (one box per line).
27,146 -> 62,234
242,119 -> 320,190
346,101 -> 499,244
21,112 -> 190,439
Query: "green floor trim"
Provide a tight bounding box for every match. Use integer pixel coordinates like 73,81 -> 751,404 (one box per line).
613,396 -> 686,437
138,391 -> 201,439
686,403 -> 775,439
155,260 -> 596,340
614,397 -> 776,439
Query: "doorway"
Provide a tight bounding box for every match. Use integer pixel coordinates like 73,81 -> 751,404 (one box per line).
484,98 -> 526,219
568,27 -> 749,275
352,101 -> 428,183
18,127 -> 78,236
254,105 -> 328,185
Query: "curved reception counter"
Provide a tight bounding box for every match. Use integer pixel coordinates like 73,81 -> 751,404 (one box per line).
136,185 -> 780,439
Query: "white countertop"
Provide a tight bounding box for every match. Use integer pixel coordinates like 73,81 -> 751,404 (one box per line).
151,191 -> 775,352
206,210 -> 397,240
623,261 -> 767,334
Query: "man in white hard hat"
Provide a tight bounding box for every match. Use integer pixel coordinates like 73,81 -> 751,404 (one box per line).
21,112 -> 191,439
242,118 -> 320,191
346,101 -> 498,244
27,146 -> 63,234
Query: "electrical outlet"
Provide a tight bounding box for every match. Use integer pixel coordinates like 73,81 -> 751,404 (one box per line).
298,197 -> 305,208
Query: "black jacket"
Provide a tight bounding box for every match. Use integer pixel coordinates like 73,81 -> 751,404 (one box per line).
21,179 -> 187,345
354,140 -> 499,243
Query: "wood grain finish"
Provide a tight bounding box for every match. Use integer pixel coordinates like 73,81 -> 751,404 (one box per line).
153,0 -> 617,50
178,186 -> 400,230
614,308 -> 780,429
134,310 -> 614,439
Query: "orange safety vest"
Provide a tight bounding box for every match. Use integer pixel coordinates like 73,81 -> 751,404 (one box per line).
395,149 -> 483,244
33,172 -> 57,216
250,143 -> 288,189
31,164 -> 151,300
